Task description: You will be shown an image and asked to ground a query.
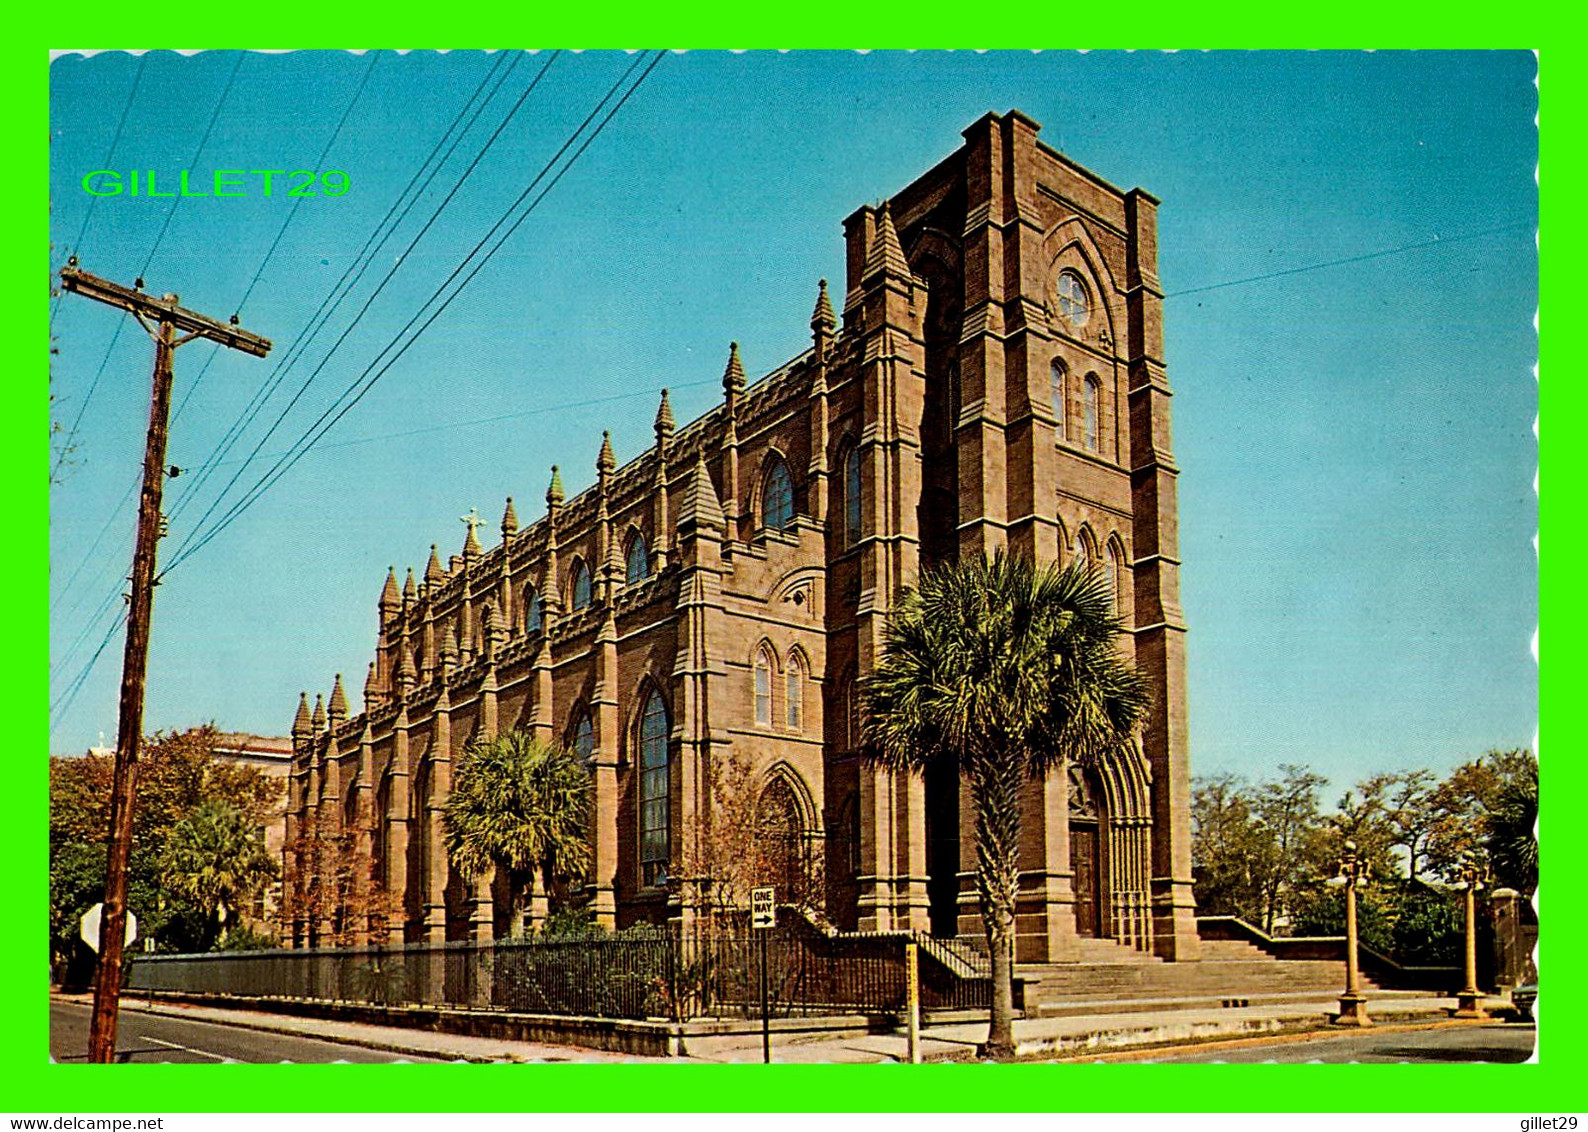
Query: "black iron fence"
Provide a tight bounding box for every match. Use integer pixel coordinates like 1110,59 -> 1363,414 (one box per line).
127,921 -> 991,1022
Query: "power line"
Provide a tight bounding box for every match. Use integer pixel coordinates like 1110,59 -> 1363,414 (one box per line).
165,50 -> 565,569
50,55 -> 244,485
53,54 -> 386,624
170,52 -> 382,432
51,53 -> 509,693
1165,218 -> 1535,299
50,55 -> 149,334
165,51 -> 665,577
138,53 -> 245,280
165,51 -> 518,530
50,606 -> 127,724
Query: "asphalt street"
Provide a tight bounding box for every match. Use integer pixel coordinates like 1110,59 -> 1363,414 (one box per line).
49,999 -> 456,1064
1124,1021 -> 1537,1064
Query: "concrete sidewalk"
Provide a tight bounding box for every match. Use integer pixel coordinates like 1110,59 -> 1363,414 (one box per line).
59,990 -> 1501,1064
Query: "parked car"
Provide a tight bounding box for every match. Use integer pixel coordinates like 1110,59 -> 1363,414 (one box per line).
1511,983 -> 1537,1022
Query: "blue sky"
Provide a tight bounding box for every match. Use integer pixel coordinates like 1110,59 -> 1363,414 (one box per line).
47,50 -> 1537,796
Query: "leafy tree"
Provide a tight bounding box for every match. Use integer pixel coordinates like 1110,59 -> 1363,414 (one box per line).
1483,755 -> 1538,896
1251,765 -> 1329,933
1426,748 -> 1537,892
862,552 -> 1148,1060
1191,774 -> 1267,921
159,801 -> 278,945
444,730 -> 593,936
49,727 -> 285,965
682,750 -> 825,924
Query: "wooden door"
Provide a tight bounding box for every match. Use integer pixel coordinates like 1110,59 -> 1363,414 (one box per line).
1070,823 -> 1101,937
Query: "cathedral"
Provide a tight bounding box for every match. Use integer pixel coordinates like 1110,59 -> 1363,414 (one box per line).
286,109 -> 1199,964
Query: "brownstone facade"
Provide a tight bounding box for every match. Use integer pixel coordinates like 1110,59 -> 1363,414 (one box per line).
286,111 -> 1198,963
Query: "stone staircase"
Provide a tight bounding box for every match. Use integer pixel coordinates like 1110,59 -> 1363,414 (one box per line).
1016,934 -> 1378,1018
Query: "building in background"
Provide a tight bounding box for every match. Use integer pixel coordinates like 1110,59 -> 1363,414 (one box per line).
287,110 -> 1197,963
211,732 -> 293,927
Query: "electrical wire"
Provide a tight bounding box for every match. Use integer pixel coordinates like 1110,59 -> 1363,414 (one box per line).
164,52 -> 664,577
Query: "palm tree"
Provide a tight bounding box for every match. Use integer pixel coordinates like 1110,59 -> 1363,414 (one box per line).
443,730 -> 593,934
862,551 -> 1149,1059
159,800 -> 278,946
1484,756 -> 1538,896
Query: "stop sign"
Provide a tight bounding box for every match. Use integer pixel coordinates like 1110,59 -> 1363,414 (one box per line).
79,903 -> 137,953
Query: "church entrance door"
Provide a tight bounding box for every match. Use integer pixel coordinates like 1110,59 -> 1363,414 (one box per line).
1070,820 -> 1102,938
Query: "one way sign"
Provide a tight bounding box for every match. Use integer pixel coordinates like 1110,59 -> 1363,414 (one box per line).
750,886 -> 776,930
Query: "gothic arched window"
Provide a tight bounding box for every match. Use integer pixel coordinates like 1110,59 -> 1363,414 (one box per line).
753,646 -> 775,728
762,456 -> 794,532
638,689 -> 670,887
1082,375 -> 1102,453
1051,359 -> 1068,439
844,445 -> 862,547
570,708 -> 594,767
625,531 -> 649,585
785,651 -> 804,732
1106,541 -> 1126,615
570,559 -> 591,611
524,585 -> 542,635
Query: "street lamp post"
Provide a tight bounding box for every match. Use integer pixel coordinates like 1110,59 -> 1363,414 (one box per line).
1453,853 -> 1489,1019
1329,839 -> 1372,1027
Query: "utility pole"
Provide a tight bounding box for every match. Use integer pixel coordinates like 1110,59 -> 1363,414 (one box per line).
58,264 -> 271,1064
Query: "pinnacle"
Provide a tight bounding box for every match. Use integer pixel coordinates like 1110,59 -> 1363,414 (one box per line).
426,544 -> 445,583
402,567 -> 417,602
441,622 -> 459,661
292,691 -> 312,737
811,277 -> 836,331
311,693 -> 327,732
397,643 -> 418,685
722,341 -> 746,395
654,388 -> 676,438
502,495 -> 519,537
547,465 -> 565,507
363,662 -> 379,703
676,452 -> 726,533
328,673 -> 349,719
380,565 -> 400,610
863,199 -> 911,282
597,430 -> 616,474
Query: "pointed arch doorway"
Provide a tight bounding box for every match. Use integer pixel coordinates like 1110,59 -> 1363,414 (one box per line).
1068,763 -> 1104,938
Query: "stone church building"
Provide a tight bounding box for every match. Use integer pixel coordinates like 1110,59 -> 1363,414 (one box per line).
286,110 -> 1198,964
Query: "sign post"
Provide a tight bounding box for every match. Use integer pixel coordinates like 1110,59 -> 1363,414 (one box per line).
905,940 -> 921,1063
751,885 -> 775,1064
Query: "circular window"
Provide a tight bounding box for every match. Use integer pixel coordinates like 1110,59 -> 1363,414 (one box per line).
1055,270 -> 1090,329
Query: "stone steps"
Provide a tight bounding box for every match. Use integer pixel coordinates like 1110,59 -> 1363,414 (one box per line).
1014,935 -> 1377,1013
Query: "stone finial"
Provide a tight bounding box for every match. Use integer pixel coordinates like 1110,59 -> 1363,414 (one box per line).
396,643 -> 418,691
546,465 -> 565,508
676,452 -> 726,533
654,388 -> 676,442
311,693 -> 327,734
402,567 -> 417,604
440,622 -> 459,669
501,496 -> 518,538
811,278 -> 836,333
328,673 -> 348,722
461,507 -> 483,558
291,691 -> 313,738
425,544 -> 445,584
722,341 -> 746,396
379,566 -> 400,613
863,200 -> 911,282
363,662 -> 379,709
597,430 -> 616,475
482,604 -> 502,659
